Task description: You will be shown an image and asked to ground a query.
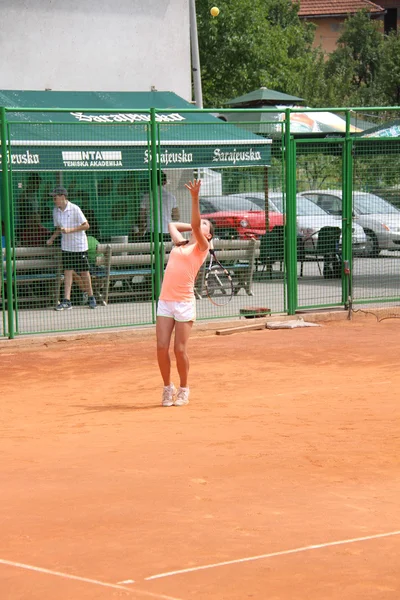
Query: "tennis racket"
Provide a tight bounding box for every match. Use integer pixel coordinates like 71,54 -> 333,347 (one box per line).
204,249 -> 234,306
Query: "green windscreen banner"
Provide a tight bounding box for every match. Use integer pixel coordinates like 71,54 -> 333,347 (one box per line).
0,91 -> 273,171
1,141 -> 271,171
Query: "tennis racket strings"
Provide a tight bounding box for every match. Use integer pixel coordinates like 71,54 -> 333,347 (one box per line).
204,250 -> 234,306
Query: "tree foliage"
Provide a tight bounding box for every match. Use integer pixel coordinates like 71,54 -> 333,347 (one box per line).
324,10 -> 384,106
196,2 -> 400,109
196,0 -> 323,107
377,31 -> 400,105
323,12 -> 400,107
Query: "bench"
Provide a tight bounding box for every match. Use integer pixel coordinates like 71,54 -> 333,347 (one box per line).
1,246 -> 62,308
93,238 -> 259,303
93,241 -> 173,304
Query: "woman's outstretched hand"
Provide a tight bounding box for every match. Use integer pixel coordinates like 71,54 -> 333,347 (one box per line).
184,179 -> 202,196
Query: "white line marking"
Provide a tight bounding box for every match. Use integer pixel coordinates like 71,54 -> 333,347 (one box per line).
145,530 -> 400,581
0,558 -> 183,600
118,579 -> 136,584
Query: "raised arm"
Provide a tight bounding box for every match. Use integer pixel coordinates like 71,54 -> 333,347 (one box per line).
184,179 -> 209,252
168,221 -> 192,246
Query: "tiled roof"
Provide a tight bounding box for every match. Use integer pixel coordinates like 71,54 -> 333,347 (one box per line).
296,0 -> 385,17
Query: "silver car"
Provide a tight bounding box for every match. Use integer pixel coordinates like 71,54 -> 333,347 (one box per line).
300,190 -> 400,257
230,192 -> 367,254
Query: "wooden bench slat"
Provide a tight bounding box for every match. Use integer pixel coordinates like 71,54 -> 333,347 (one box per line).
97,242 -> 173,254
109,268 -> 153,276
12,259 -> 61,270
108,254 -> 161,267
213,249 -> 253,261
12,247 -> 60,258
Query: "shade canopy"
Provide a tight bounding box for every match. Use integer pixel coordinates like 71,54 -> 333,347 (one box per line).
226,87 -> 304,107
223,105 -> 367,136
0,90 -> 271,171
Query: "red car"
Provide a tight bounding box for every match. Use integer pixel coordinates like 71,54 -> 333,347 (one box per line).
200,195 -> 284,240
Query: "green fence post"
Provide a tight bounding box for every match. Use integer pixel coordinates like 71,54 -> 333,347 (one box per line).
0,107 -> 15,339
342,111 -> 353,305
150,107 -> 161,303
285,109 -> 297,315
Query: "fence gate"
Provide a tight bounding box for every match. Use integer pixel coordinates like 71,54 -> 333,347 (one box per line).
293,135 -> 400,315
293,138 -> 351,313
351,137 -> 400,312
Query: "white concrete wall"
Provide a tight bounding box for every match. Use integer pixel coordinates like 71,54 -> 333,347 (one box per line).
0,0 -> 191,99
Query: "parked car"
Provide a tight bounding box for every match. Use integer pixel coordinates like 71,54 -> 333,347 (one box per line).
371,186 -> 400,210
300,190 -> 400,257
230,192 -> 367,254
200,195 -> 283,239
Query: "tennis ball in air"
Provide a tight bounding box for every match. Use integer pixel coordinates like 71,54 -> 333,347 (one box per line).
210,6 -> 220,17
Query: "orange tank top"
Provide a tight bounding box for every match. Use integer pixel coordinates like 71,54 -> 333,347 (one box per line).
160,243 -> 209,302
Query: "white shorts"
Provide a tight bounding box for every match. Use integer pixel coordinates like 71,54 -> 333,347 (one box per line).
157,299 -> 196,322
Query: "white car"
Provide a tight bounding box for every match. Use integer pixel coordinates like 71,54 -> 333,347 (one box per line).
300,190 -> 400,257
230,192 -> 367,254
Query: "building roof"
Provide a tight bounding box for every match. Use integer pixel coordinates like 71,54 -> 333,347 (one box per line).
225,87 -> 304,107
296,0 -> 385,18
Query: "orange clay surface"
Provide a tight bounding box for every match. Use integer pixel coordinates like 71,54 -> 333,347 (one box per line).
1,316 -> 400,600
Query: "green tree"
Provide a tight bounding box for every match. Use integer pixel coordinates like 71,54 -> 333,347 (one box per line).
377,31 -> 400,105
196,0 -> 323,107
324,10 -> 384,105
197,4 -> 400,110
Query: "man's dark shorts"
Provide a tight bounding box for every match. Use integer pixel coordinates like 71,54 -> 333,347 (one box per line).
62,250 -> 90,273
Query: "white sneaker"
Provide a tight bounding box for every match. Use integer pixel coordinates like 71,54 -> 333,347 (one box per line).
175,387 -> 190,406
162,384 -> 176,407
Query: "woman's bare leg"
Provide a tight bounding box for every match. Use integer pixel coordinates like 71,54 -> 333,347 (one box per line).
156,316 -> 175,386
174,320 -> 193,388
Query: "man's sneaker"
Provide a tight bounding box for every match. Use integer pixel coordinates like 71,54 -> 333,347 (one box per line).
88,296 -> 97,309
81,292 -> 89,305
175,387 -> 190,406
55,299 -> 72,311
162,384 -> 176,407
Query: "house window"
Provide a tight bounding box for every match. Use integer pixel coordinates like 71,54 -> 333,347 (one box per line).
384,8 -> 397,34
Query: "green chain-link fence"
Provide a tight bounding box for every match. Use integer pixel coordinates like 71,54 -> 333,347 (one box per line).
1,105 -> 400,337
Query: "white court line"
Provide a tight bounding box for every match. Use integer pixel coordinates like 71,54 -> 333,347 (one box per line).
145,530 -> 400,581
0,559 -> 183,600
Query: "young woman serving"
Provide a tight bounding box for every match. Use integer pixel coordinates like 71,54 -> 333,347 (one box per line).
156,179 -> 213,406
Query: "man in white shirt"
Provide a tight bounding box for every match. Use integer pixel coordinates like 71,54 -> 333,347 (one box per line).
47,187 -> 97,310
139,171 -> 180,241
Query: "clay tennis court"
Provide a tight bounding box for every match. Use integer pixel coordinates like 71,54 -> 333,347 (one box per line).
1,314 -> 400,599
